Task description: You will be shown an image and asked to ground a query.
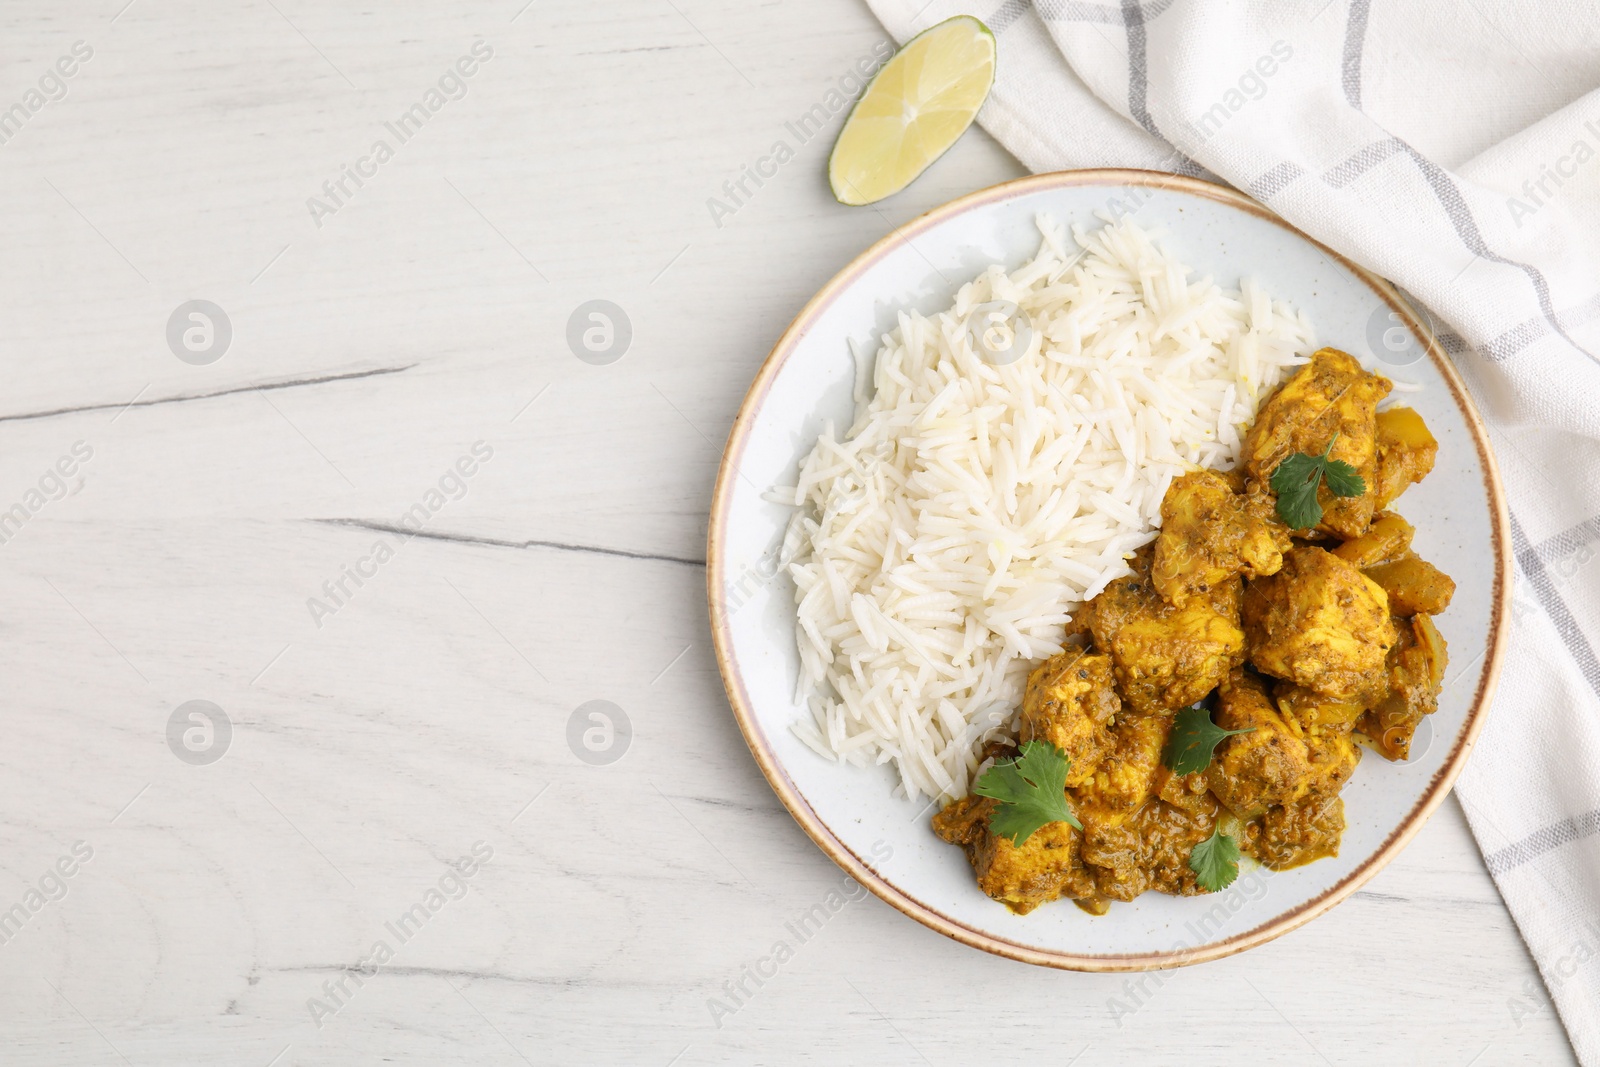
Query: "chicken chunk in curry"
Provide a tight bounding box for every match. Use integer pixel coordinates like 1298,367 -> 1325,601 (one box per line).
1243,546 -> 1398,703
1080,795 -> 1218,903
1206,668 -> 1316,820
1358,613 -> 1448,761
1152,469 -> 1292,606
932,794 -> 1093,914
1072,710 -> 1172,827
1241,347 -> 1391,538
1018,651 -> 1120,788
1080,549 -> 1246,715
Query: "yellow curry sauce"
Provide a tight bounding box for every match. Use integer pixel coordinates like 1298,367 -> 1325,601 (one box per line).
934,348 -> 1453,915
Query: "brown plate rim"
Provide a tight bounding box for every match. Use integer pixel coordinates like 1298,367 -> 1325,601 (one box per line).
705,168 -> 1511,972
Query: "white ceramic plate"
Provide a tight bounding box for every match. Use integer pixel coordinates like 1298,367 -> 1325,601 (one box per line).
707,170 -> 1509,970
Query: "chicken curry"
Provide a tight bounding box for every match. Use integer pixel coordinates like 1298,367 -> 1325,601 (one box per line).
934,348 -> 1453,915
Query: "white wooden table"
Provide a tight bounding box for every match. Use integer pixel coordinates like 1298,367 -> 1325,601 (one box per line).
0,1 -> 1575,1063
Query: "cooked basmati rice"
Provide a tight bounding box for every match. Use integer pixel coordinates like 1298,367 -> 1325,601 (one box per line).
774,213 -> 1316,803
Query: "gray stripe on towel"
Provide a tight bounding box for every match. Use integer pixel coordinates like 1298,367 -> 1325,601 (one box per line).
1485,810 -> 1600,874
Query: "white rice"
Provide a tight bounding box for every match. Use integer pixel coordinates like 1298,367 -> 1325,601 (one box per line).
774,213 -> 1316,803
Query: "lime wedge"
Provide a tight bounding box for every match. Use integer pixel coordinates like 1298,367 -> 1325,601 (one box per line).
828,16 -> 996,207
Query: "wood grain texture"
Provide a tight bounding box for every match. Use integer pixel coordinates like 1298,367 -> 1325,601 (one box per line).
0,1 -> 1575,1063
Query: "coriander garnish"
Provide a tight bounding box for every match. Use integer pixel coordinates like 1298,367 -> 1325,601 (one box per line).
1189,824 -> 1242,892
1269,433 -> 1366,530
1162,702 -> 1255,776
972,740 -> 1082,846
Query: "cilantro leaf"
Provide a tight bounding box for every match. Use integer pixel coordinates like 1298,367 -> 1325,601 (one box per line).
972,740 -> 1082,845
1189,825 -> 1242,892
1162,702 -> 1254,776
1320,457 -> 1366,497
1270,452 -> 1325,529
1269,434 -> 1367,530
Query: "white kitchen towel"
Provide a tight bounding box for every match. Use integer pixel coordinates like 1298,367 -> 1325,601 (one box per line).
863,0 -> 1600,1059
